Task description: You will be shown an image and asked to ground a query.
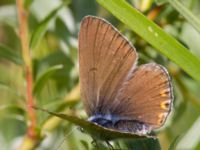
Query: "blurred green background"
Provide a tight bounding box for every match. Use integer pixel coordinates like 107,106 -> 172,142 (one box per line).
0,0 -> 200,149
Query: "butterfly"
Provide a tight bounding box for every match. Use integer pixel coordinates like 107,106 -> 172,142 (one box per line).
78,15 -> 173,139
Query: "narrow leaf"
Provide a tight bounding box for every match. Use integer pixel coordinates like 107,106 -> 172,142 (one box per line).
33,64 -> 63,95
0,82 -> 24,99
24,0 -> 32,9
30,4 -> 64,49
96,0 -> 200,83
168,0 -> 200,34
80,140 -> 89,150
34,106 -> 154,140
124,138 -> 161,150
169,135 -> 182,150
0,44 -> 23,65
155,0 -> 168,5
140,0 -> 154,11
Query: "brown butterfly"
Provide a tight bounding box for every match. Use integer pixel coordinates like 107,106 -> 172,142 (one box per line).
78,16 -> 173,137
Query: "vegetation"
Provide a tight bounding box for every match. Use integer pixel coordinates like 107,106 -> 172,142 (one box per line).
0,0 -> 200,149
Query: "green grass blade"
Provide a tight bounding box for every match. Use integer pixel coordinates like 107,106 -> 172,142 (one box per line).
124,138 -> 161,150
30,4 -> 64,49
155,0 -> 168,5
0,43 -> 23,65
96,0 -> 200,83
0,82 -> 24,99
33,64 -> 63,95
168,0 -> 200,34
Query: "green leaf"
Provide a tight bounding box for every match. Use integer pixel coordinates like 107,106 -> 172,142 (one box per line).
96,0 -> 200,83
140,0 -> 154,11
124,138 -> 161,150
34,106 -> 154,140
155,0 -> 168,5
33,64 -> 63,95
0,44 -> 23,65
71,0 -> 97,21
80,140 -> 89,150
0,83 -> 24,99
0,104 -> 25,121
167,0 -> 200,34
24,0 -> 33,9
30,4 -> 64,49
169,135 -> 182,150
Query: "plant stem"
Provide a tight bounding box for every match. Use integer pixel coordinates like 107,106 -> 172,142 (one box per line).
16,0 -> 36,139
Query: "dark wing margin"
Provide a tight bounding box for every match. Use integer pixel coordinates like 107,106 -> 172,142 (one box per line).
78,16 -> 138,116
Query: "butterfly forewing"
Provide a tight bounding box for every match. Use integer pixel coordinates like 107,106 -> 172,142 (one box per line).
79,16 -> 138,116
112,63 -> 173,129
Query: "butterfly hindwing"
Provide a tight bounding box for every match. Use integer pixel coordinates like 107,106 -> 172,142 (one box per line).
111,63 -> 173,130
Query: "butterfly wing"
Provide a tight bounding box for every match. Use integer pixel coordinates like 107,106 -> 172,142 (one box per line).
112,63 -> 173,130
78,16 -> 138,116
